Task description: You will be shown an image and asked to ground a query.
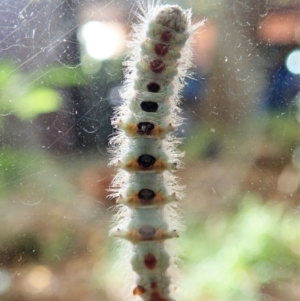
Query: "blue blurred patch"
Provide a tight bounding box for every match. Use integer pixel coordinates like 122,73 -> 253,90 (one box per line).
265,64 -> 299,110
182,72 -> 208,102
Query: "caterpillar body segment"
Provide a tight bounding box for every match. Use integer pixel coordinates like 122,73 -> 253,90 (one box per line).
116,138 -> 178,173
117,120 -> 174,139
109,3 -> 201,301
148,24 -> 189,45
114,227 -> 179,243
134,79 -> 175,96
131,243 -> 170,274
136,58 -> 179,78
129,99 -> 171,119
141,39 -> 182,60
117,191 -> 176,207
117,173 -> 177,208
118,155 -> 176,173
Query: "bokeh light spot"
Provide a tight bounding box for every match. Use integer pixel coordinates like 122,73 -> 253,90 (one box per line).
286,49 -> 300,75
78,21 -> 125,61
23,266 -> 53,294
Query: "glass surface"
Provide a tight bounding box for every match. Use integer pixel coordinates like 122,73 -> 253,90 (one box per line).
0,1 -> 299,301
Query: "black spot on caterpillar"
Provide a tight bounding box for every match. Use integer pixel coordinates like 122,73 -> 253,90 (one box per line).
140,101 -> 158,112
147,82 -> 160,93
138,189 -> 155,202
137,122 -> 155,135
137,154 -> 156,168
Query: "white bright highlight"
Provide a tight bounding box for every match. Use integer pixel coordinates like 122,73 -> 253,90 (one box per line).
286,49 -> 300,75
78,21 -> 125,61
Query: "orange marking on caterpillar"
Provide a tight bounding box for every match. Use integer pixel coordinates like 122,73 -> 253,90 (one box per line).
114,228 -> 179,243
133,286 -> 146,296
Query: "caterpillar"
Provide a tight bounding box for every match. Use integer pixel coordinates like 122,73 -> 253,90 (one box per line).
108,3 -> 201,301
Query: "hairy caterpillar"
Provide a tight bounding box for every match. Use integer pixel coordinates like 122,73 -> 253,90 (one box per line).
108,3 -> 201,301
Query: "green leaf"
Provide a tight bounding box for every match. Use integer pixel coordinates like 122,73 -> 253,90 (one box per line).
0,62 -> 15,87
12,87 -> 62,119
32,65 -> 89,87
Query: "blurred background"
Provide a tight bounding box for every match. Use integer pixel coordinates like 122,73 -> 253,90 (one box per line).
0,0 -> 299,300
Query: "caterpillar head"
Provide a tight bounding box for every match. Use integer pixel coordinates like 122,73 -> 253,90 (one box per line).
155,5 -> 188,33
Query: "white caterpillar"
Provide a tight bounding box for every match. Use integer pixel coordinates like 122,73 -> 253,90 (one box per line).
109,3 -> 201,301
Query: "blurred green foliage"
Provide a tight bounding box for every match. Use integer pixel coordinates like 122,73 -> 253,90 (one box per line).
0,61 -> 91,121
0,60 -> 91,196
183,124 -> 221,160
183,109 -> 300,161
0,146 -> 77,198
182,194 -> 299,301
0,62 -> 60,120
266,112 -> 300,152
0,58 -> 124,198
0,147 -> 38,196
